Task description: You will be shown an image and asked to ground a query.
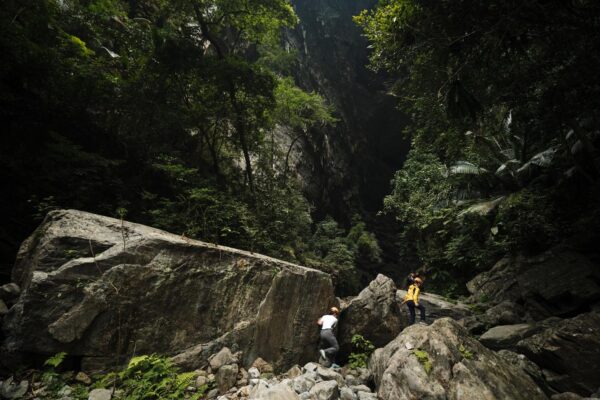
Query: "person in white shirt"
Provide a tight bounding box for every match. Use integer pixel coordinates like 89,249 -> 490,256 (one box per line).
317,307 -> 340,366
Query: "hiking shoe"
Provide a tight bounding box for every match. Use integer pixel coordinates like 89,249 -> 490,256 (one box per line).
331,363 -> 341,369
319,349 -> 328,361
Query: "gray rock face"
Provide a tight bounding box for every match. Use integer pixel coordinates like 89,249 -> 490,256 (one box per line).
479,323 -> 539,350
337,274 -> 404,358
516,312 -> 600,396
467,250 -> 600,320
396,289 -> 472,322
497,350 -> 557,397
370,318 -> 548,400
1,210 -> 336,372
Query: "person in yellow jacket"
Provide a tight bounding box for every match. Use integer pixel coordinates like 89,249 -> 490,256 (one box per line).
403,277 -> 426,325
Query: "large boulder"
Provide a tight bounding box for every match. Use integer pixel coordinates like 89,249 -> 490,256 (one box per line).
1,210 -> 336,372
479,323 -> 539,350
337,274 -> 404,359
516,312 -> 600,396
370,318 -> 548,400
467,250 -> 600,321
396,289 -> 472,322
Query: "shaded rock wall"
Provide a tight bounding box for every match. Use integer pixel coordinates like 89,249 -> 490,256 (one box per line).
286,0 -> 410,219
1,210 -> 336,372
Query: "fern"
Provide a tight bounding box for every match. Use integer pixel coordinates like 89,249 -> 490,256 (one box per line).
44,352 -> 67,368
413,349 -> 432,375
348,334 -> 375,369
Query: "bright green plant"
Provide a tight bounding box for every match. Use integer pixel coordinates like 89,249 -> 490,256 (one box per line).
458,344 -> 473,360
413,349 -> 432,375
39,352 -> 90,400
348,334 -> 375,369
97,355 -> 203,400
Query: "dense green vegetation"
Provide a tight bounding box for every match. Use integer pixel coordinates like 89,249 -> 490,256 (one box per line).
0,0 -> 382,293
4,0 -> 600,297
356,0 -> 600,295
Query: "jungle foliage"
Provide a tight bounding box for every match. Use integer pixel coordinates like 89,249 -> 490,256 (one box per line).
0,0 -> 378,289
356,0 -> 600,295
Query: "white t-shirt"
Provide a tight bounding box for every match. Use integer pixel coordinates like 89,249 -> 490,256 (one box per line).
320,314 -> 338,330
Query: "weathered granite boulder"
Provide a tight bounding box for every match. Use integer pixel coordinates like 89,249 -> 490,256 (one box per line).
1,210 -> 336,372
337,274 -> 404,359
396,289 -> 472,322
370,318 -> 548,400
460,298 -> 528,335
467,250 -> 600,320
516,312 -> 600,396
479,323 -> 539,350
497,350 -> 557,397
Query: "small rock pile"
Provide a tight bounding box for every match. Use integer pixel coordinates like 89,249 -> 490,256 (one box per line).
192,347 -> 377,400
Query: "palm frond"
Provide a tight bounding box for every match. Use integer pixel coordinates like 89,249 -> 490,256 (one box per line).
449,161 -> 488,175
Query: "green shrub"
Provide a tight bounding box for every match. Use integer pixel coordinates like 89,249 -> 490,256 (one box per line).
39,352 -> 90,400
97,355 -> 203,400
348,334 -> 375,369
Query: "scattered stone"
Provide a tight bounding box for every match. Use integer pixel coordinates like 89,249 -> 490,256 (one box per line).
206,388 -> 219,399
343,374 -> 359,387
285,365 -> 302,379
237,385 -> 252,397
316,366 -> 343,385
252,357 -> 274,374
291,374 -> 316,394
309,380 -> 339,400
216,364 -> 239,394
248,367 -> 261,379
210,347 -> 237,371
196,375 -> 209,388
357,392 -> 377,400
350,385 -> 371,394
0,377 -> 29,399
302,362 -> 319,373
58,385 -> 73,397
88,388 -> 112,400
75,371 -> 92,385
250,382 -> 300,399
340,386 -> 357,400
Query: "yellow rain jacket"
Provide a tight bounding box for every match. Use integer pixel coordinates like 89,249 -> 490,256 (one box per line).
403,284 -> 420,305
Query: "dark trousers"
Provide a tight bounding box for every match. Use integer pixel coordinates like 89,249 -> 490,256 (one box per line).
406,300 -> 426,324
319,329 -> 339,361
